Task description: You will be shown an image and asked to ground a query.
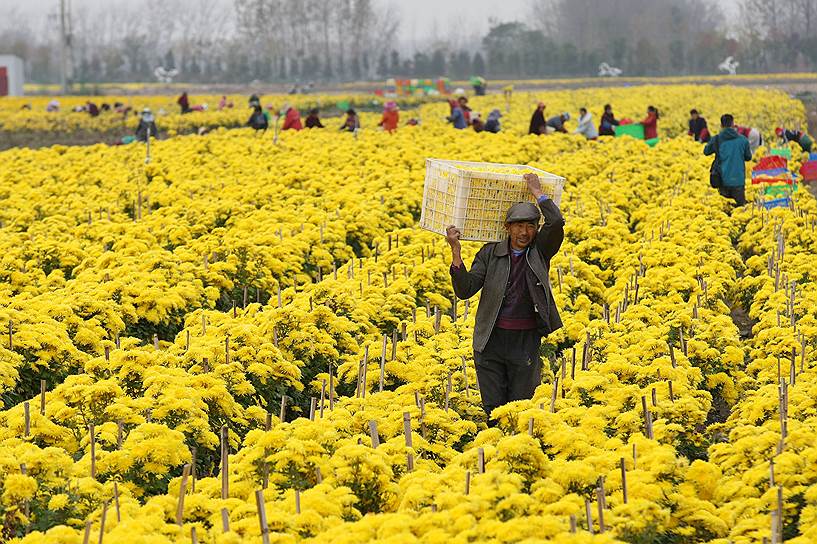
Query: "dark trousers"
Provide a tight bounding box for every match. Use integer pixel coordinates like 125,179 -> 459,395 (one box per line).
719,185 -> 746,206
474,328 -> 542,423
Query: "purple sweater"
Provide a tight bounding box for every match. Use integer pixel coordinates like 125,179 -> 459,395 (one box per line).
495,249 -> 537,330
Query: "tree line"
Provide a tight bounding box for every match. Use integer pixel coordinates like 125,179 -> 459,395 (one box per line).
1,0 -> 816,86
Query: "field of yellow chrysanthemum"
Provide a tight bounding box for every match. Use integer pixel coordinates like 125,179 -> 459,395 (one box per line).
0,84 -> 816,543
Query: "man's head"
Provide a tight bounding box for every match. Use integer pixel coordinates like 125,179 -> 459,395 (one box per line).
458,96 -> 468,106
561,112 -> 570,122
505,203 -> 541,250
721,114 -> 734,128
579,107 -> 587,116
604,104 -> 612,113
537,102 -> 546,111
690,109 -> 699,119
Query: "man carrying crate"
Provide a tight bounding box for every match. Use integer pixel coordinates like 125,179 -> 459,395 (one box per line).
446,173 -> 564,425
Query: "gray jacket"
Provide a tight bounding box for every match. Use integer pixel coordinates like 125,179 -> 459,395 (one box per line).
450,198 -> 564,352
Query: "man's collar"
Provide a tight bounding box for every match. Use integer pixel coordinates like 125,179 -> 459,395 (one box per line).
495,238 -> 530,257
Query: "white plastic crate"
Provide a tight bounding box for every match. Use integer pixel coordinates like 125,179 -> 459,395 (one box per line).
420,159 -> 565,242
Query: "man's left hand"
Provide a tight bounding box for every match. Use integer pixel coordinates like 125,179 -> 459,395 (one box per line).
524,173 -> 544,199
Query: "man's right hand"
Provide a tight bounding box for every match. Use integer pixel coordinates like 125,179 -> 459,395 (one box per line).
445,225 -> 462,250
445,225 -> 464,267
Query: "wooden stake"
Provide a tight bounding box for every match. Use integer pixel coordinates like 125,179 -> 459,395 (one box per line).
40,379 -> 46,415
176,464 -> 191,526
89,424 -> 96,478
24,401 -> 30,437
369,420 -> 380,448
528,417 -> 535,436
620,457 -> 628,504
477,448 -> 485,473
550,377 -> 559,413
596,487 -> 606,533
255,490 -> 271,544
320,380 -> 326,418
329,365 -> 335,410
221,508 -> 230,533
462,356 -> 470,397
113,482 -> 122,523
220,426 -> 229,499
434,307 -> 441,333
190,527 -> 198,544
379,335 -> 387,392
445,372 -> 452,412
279,396 -> 287,422
585,499 -> 594,534
83,520 -> 92,544
465,471 -> 471,495
669,342 -> 676,367
116,421 -> 123,450
309,397 -> 316,421
668,381 -> 674,402
295,489 -> 301,514
569,514 -> 577,533
403,412 -> 413,448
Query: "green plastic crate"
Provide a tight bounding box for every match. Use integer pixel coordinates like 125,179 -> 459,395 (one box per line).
614,124 -> 645,140
770,148 -> 792,159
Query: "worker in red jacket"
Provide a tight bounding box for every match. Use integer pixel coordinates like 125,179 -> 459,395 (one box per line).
641,105 -> 660,140
281,105 -> 303,131
378,101 -> 399,132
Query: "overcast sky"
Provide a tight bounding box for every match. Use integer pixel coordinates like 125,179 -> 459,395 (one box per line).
7,0 -> 738,44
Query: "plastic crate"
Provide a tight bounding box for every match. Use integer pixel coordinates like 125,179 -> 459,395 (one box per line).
614,124 -> 645,140
420,159 -> 565,242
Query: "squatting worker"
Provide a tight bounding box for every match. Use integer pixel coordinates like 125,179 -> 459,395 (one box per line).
445,173 -> 564,424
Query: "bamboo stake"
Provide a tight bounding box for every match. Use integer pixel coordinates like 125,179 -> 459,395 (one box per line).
116,421 -> 123,450
89,424 -> 96,478
220,426 -> 229,499
465,471 -> 471,495
176,464 -> 191,526
569,514 -> 577,533
83,520 -> 92,544
403,412 -> 413,448
462,356 -> 469,397
279,396 -> 287,422
320,380 -> 326,418
585,499 -> 594,534
309,397 -> 316,421
40,379 -> 46,415
434,307 -> 441,333
369,420 -> 380,448
255,490 -> 271,544
477,448 -> 485,474
550,377 -> 559,413
445,372 -> 452,412
190,527 -> 198,544
596,487 -> 606,533
113,482 -> 121,522
295,489 -> 301,514
24,401 -> 30,437
379,335 -> 387,392
528,417 -> 535,436
620,457 -> 628,503
329,364 -> 335,410
221,508 -> 230,533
